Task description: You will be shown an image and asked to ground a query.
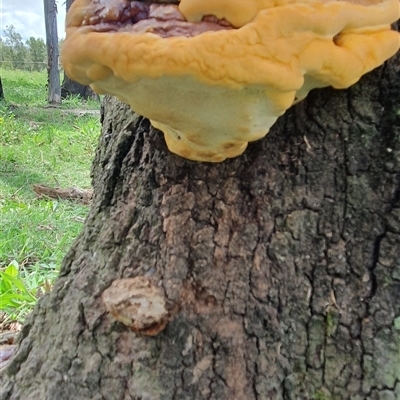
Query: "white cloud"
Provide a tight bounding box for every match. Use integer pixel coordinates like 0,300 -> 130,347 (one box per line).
0,0 -> 66,40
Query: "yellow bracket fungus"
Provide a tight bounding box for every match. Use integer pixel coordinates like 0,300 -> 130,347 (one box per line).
62,0 -> 400,162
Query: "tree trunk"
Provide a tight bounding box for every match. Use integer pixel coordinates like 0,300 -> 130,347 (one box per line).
1,44 -> 399,400
61,77 -> 100,101
60,0 -> 99,101
0,77 -> 4,100
44,0 -> 61,104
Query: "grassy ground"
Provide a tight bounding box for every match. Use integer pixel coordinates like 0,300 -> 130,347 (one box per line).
0,69 -> 101,322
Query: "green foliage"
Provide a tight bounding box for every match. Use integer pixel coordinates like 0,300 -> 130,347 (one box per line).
26,37 -> 47,71
2,25 -> 30,70
0,261 -> 38,321
1,25 -> 48,71
0,69 -> 100,322
0,260 -> 57,322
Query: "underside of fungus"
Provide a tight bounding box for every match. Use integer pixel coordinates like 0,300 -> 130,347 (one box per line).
62,0 -> 400,162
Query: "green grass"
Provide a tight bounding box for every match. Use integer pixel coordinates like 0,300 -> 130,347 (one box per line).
1,70 -> 47,105
1,69 -> 100,109
0,68 -> 101,322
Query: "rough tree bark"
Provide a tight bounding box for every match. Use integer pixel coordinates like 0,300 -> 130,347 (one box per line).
1,37 -> 399,400
60,0 -> 99,101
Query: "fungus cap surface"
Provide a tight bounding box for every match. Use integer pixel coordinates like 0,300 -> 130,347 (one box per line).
62,0 -> 400,162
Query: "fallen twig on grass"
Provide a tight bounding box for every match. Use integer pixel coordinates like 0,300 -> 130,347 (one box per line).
33,184 -> 93,204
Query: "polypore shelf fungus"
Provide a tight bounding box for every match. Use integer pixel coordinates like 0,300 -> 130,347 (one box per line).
102,277 -> 170,336
62,0 -> 400,162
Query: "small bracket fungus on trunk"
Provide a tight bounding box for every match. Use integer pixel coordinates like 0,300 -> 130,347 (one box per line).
102,277 -> 169,336
62,0 -> 400,161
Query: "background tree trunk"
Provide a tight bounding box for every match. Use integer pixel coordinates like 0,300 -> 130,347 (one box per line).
1,41 -> 399,400
44,0 -> 61,104
0,77 -> 4,100
61,77 -> 100,101
60,0 -> 99,101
